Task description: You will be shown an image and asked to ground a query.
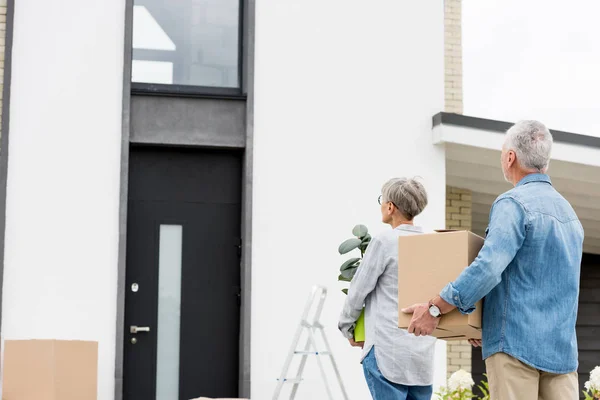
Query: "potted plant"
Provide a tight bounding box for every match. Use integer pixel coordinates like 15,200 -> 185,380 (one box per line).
435,369 -> 477,400
584,366 -> 600,399
338,224 -> 371,342
435,370 -> 491,400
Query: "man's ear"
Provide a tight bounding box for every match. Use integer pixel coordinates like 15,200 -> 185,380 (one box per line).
507,150 -> 517,167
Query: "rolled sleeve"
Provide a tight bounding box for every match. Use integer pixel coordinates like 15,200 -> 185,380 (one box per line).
440,282 -> 475,315
338,322 -> 355,340
439,197 -> 527,313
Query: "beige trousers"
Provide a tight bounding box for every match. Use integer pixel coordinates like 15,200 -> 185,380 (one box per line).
485,352 -> 579,400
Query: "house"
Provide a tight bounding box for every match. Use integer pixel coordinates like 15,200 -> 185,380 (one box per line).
0,0 -> 597,399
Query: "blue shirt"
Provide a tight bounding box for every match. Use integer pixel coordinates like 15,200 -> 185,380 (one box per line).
440,174 -> 584,373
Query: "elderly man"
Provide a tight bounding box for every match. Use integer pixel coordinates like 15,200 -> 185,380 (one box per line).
403,120 -> 584,400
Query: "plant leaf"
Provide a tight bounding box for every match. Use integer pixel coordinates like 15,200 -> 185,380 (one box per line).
340,267 -> 358,280
352,224 -> 368,238
359,236 -> 371,252
338,274 -> 351,282
348,268 -> 358,280
341,288 -> 348,295
340,257 -> 361,271
338,238 -> 362,254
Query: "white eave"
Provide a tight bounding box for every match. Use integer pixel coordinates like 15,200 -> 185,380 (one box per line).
433,113 -> 600,255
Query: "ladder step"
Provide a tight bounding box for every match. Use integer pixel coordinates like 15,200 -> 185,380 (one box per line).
294,351 -> 330,355
276,378 -> 303,384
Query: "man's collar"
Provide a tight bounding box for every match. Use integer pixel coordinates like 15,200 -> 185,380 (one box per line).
516,173 -> 552,187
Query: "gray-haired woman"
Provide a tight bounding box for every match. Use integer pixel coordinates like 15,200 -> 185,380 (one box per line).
338,178 -> 436,400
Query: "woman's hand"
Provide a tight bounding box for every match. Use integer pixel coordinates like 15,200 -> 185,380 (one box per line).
348,338 -> 364,348
468,339 -> 482,347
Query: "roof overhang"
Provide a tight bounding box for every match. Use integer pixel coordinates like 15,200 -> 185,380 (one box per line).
433,112 -> 600,167
433,112 -> 600,255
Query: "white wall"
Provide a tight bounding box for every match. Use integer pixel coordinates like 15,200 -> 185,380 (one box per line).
2,1 -> 125,399
252,1 -> 447,398
463,0 -> 600,138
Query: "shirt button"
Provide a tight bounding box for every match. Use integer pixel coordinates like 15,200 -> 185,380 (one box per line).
454,296 -> 459,300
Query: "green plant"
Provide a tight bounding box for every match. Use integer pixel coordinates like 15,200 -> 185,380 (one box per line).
476,374 -> 490,400
436,370 -> 491,400
583,366 -> 600,399
435,387 -> 475,400
584,392 -> 595,400
338,224 -> 371,294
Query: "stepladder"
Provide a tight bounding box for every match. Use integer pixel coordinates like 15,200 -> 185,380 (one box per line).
272,285 -> 349,400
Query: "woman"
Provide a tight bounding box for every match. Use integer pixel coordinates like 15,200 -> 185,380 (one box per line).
338,177 -> 436,400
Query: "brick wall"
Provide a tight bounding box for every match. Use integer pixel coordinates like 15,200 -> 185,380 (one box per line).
445,186 -> 472,376
444,0 -> 463,114
0,0 -> 7,133
445,186 -> 471,230
445,0 -> 469,379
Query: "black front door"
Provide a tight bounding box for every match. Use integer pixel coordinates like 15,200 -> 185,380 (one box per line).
123,147 -> 242,400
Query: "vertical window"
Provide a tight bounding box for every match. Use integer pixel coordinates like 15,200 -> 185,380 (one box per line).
155,225 -> 183,400
132,0 -> 241,89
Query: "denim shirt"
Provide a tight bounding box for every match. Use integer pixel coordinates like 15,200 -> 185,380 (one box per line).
440,174 -> 584,373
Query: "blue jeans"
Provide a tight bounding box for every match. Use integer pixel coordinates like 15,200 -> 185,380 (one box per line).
362,347 -> 432,400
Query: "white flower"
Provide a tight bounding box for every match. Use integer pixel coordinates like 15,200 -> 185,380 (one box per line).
590,366 -> 600,391
585,381 -> 591,391
448,369 -> 475,392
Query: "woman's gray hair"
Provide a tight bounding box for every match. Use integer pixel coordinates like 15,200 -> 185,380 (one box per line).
381,177 -> 428,220
505,120 -> 553,172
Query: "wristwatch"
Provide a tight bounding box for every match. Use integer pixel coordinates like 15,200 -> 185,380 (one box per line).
428,301 -> 442,318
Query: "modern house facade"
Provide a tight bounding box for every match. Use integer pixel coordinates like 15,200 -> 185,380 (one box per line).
0,0 -> 598,399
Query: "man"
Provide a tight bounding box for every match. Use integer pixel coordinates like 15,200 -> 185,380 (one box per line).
403,120 -> 584,400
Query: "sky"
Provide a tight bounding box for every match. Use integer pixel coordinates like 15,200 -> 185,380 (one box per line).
462,0 -> 600,137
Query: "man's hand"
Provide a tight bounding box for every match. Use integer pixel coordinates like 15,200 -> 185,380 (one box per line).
348,338 -> 364,348
468,339 -> 482,347
402,303 -> 440,336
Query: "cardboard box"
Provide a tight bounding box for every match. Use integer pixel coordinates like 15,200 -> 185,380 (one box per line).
2,340 -> 98,400
398,230 -> 484,340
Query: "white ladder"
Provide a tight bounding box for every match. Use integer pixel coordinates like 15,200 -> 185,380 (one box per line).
272,285 -> 349,400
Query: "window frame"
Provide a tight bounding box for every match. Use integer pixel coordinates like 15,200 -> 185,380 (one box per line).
130,0 -> 245,98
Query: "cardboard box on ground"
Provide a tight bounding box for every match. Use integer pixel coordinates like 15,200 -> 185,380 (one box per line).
398,230 -> 484,340
2,340 -> 98,400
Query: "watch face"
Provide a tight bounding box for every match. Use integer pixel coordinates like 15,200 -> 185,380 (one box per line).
429,305 -> 441,318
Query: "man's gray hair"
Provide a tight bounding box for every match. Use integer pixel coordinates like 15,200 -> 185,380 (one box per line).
382,177 -> 428,220
505,120 -> 553,172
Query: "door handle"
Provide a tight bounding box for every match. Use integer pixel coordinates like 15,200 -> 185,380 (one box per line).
130,325 -> 151,334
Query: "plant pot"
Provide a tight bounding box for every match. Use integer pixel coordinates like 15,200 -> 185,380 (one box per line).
354,308 -> 366,342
